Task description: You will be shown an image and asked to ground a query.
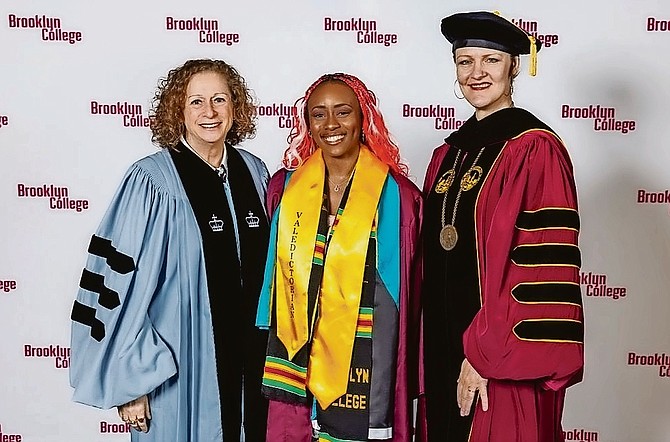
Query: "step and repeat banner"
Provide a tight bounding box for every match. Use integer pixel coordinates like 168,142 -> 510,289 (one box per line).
1,0 -> 669,441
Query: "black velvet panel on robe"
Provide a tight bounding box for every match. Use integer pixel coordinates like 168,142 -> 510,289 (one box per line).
422,108 -> 555,441
170,143 -> 269,442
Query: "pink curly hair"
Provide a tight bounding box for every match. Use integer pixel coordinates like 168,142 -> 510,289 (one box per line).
282,73 -> 408,176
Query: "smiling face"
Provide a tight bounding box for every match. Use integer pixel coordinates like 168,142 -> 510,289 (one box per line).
183,70 -> 233,153
455,47 -> 518,120
307,80 -> 363,163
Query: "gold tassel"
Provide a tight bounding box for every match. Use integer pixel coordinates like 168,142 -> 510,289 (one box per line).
496,10 -> 538,77
528,35 -> 538,76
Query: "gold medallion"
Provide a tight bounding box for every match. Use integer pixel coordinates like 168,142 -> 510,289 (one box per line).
439,224 -> 458,251
435,169 -> 456,194
460,166 -> 483,191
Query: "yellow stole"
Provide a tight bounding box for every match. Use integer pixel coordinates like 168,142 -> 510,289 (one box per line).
275,147 -> 388,408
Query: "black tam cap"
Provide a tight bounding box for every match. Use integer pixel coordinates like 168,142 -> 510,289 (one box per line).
441,11 -> 541,75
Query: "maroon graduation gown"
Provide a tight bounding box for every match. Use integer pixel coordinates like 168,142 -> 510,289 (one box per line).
418,108 -> 584,442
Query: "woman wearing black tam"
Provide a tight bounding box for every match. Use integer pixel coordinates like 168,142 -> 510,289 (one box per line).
418,11 -> 584,442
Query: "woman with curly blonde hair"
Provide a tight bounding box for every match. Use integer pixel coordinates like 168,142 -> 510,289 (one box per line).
70,59 -> 271,441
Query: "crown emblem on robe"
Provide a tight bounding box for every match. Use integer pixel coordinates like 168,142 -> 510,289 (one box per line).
245,211 -> 260,228
209,215 -> 224,232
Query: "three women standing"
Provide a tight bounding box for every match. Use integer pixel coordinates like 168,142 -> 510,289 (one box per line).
70,12 -> 584,442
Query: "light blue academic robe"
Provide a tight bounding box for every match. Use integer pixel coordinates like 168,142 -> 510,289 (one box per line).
70,148 -> 268,441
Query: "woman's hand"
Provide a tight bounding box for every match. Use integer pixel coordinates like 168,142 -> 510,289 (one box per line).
118,395 -> 151,433
457,358 -> 489,416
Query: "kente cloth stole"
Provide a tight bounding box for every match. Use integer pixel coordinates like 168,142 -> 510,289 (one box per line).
261,196 -> 330,405
315,230 -> 376,442
261,199 -> 328,405
269,147 -> 388,409
261,186 -> 377,416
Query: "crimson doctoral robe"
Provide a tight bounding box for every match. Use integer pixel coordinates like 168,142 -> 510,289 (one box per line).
419,108 -> 584,442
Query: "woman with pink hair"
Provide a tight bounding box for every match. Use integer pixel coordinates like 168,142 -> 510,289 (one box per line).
256,73 -> 422,442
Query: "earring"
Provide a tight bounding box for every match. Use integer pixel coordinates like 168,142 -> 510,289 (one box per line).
504,82 -> 514,98
453,80 -> 465,100
360,132 -> 366,144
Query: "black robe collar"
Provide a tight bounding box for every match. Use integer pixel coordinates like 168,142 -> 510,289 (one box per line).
445,107 -> 556,152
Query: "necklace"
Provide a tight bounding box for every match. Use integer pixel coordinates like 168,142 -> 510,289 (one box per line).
434,151 -> 461,194
438,147 -> 485,251
327,167 -> 356,193
185,140 -> 224,171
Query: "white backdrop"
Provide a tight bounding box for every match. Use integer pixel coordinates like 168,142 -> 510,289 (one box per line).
1,0 -> 669,441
